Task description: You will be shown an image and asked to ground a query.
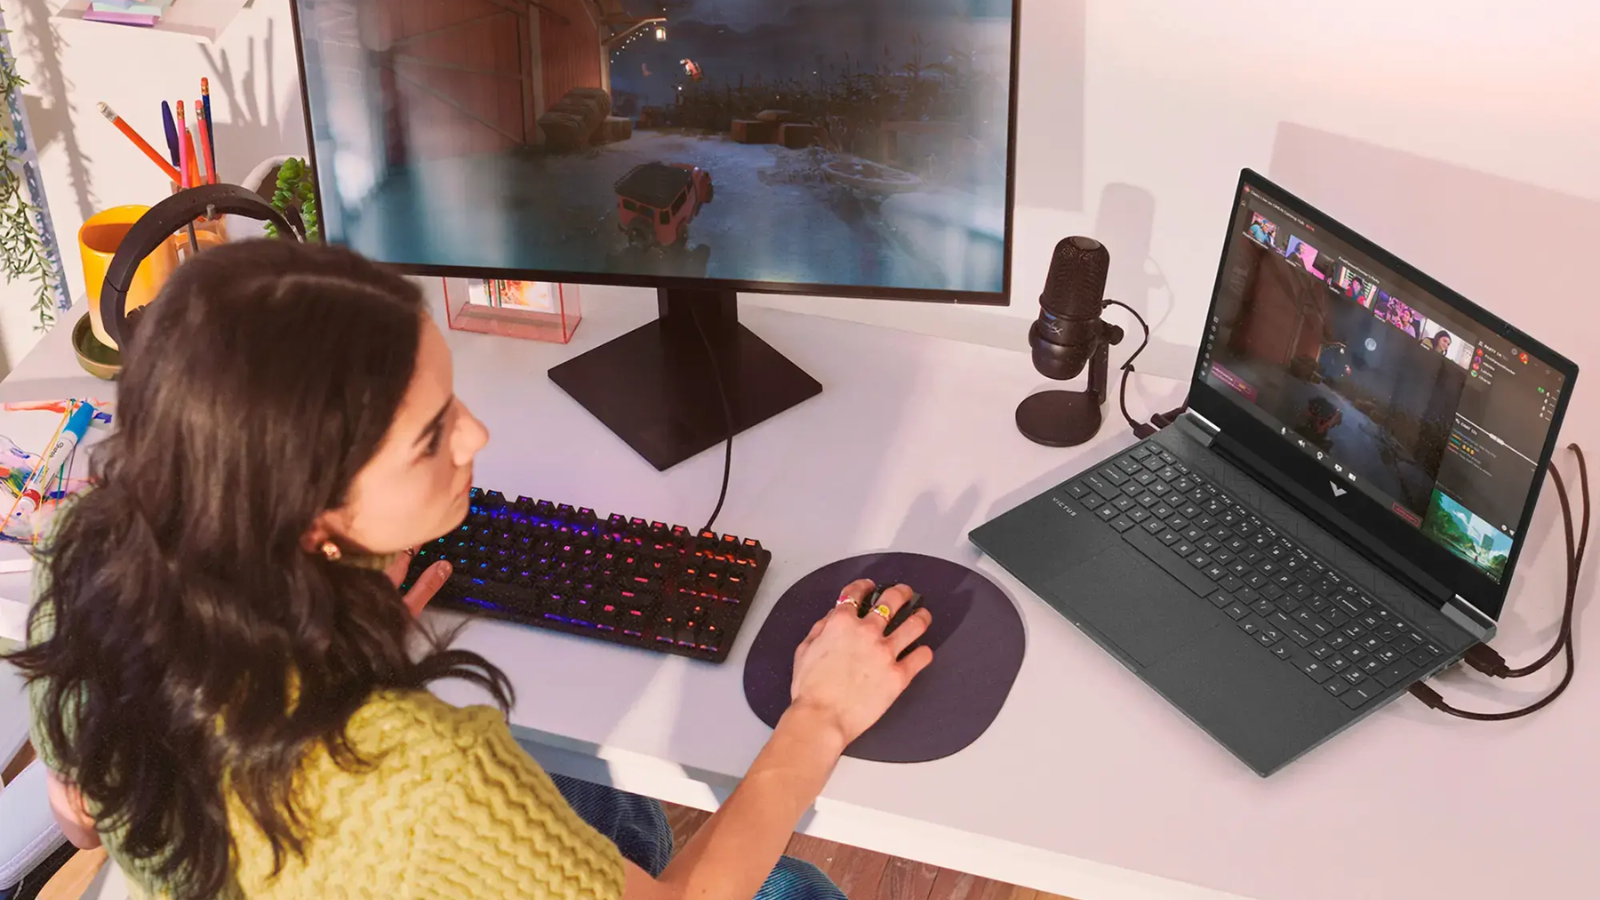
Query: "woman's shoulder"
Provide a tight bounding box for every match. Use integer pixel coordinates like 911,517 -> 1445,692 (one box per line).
344,689 -> 509,753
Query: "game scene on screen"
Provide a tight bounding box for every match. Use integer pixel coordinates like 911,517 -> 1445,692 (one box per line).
294,0 -> 1014,293
1421,489 -> 1513,581
1208,235 -> 1468,517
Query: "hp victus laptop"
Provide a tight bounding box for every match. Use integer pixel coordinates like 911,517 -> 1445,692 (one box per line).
971,169 -> 1578,776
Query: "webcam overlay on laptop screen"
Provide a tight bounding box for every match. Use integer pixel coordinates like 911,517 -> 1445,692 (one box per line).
1200,183 -> 1565,584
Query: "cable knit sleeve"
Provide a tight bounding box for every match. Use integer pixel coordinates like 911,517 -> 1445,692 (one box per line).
403,699 -> 628,900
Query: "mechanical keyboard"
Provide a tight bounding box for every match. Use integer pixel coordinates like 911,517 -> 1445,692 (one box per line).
398,488 -> 772,663
1062,443 -> 1445,709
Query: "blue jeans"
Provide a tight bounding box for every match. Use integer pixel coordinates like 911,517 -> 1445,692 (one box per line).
550,773 -> 846,900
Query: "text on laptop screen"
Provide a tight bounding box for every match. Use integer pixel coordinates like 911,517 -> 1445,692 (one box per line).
1199,184 -> 1566,584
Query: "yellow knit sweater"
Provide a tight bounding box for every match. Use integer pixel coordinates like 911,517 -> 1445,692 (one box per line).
27,618 -> 627,899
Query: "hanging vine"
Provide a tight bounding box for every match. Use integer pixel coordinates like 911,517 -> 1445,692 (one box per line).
0,33 -> 60,330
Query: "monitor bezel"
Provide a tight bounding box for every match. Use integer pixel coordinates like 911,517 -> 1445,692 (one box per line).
284,0 -> 1023,308
1188,168 -> 1579,622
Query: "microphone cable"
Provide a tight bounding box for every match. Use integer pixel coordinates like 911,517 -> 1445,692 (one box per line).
1104,299 -> 1187,439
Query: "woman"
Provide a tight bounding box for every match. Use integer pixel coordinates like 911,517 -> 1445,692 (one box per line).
6,241 -> 933,900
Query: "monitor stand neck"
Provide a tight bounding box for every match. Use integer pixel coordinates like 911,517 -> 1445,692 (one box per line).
548,287 -> 823,471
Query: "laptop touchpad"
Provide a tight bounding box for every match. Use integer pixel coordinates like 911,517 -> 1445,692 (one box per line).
1041,544 -> 1221,668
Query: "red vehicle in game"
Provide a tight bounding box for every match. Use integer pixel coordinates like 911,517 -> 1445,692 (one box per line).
615,161 -> 714,247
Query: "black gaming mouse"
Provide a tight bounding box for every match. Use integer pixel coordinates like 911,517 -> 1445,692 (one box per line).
859,584 -> 928,658
743,552 -> 1026,763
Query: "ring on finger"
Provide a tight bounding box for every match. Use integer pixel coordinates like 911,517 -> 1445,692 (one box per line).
835,593 -> 860,609
871,603 -> 894,620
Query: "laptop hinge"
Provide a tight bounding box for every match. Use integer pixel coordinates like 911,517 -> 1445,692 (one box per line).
1180,409 -> 1220,446
1444,595 -> 1497,643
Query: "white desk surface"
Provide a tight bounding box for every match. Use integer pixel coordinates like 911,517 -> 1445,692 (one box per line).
2,292 -> 1594,900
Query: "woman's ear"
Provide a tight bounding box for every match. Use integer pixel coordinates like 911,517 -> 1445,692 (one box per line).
302,509 -> 349,554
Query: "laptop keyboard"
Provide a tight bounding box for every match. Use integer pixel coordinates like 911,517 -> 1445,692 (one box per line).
1063,444 -> 1445,710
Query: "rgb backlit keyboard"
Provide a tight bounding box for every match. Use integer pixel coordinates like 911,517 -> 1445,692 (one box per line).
399,488 -> 772,663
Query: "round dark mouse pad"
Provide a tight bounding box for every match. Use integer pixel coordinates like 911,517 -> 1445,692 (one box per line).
743,552 -> 1026,763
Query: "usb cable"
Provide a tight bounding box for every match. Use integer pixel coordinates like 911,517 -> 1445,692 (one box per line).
1408,445 -> 1587,721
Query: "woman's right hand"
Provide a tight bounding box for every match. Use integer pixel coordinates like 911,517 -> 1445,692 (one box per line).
789,580 -> 934,749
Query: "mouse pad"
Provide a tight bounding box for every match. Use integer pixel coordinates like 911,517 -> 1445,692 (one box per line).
743,552 -> 1026,763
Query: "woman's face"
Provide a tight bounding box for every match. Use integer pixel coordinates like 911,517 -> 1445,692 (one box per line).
324,316 -> 489,554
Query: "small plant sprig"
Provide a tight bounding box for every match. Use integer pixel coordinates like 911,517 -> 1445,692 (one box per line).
0,35 -> 61,330
265,157 -> 319,242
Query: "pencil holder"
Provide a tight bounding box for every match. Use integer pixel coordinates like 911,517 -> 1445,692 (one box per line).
79,205 -> 178,350
442,278 -> 581,343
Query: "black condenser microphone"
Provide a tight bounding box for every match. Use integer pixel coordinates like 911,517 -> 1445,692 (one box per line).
1017,235 -> 1124,447
1031,236 -> 1114,380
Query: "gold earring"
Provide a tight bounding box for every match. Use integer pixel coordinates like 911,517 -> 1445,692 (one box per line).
319,541 -> 342,562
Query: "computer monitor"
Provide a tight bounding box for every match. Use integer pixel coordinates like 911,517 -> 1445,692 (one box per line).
1196,170 -> 1578,618
288,0 -> 1022,469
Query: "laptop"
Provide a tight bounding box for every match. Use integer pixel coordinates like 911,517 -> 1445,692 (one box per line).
970,169 -> 1579,776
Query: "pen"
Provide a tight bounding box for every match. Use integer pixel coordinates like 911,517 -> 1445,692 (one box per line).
8,401 -> 96,531
97,102 -> 182,184
161,101 -> 179,166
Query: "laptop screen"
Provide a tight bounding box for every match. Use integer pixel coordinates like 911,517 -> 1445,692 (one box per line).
1197,175 -> 1569,589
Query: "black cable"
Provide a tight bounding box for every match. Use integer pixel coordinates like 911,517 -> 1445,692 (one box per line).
1102,299 -> 1152,437
1408,445 -> 1588,721
688,305 -> 734,534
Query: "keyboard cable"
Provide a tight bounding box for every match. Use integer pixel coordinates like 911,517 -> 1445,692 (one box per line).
1408,444 -> 1588,721
689,303 -> 734,534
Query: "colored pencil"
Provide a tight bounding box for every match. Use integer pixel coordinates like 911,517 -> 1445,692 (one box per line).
96,102 -> 182,184
182,126 -> 198,186
195,99 -> 215,184
175,101 -> 190,188
201,78 -> 216,177
181,126 -> 201,252
161,101 -> 179,165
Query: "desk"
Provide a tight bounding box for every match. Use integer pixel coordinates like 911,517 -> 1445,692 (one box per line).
2,287 -> 1593,900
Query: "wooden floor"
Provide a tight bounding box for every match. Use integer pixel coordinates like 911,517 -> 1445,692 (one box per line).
664,804 -> 1080,900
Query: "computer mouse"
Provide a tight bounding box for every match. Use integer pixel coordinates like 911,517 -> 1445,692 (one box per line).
858,585 -> 929,658
743,552 -> 1026,763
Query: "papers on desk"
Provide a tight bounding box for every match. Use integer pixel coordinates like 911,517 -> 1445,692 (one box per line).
0,399 -> 114,562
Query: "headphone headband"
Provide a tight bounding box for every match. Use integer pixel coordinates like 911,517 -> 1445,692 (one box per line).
100,183 -> 302,349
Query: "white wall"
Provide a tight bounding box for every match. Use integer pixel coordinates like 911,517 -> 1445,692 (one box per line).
0,0 -> 307,369
4,0 -> 1598,390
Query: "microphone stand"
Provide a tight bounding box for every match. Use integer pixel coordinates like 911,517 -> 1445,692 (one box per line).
1016,319 -> 1124,447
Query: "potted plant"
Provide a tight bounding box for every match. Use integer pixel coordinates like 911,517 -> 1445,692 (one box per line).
244,155 -> 319,242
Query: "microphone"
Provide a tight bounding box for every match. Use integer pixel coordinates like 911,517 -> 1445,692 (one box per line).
1031,236 -> 1114,380
1017,236 -> 1125,447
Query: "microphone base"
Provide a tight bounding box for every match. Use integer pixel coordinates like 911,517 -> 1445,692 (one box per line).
1016,389 -> 1105,447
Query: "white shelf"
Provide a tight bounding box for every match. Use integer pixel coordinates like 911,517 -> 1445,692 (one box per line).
52,0 -> 252,45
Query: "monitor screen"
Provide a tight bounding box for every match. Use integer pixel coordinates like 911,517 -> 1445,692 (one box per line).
289,0 -> 1018,299
1200,179 -> 1569,586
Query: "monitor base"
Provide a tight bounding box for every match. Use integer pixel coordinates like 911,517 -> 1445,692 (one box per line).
549,288 -> 823,471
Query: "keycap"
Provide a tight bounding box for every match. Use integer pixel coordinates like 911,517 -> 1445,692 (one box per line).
1301,661 -> 1334,684
1375,663 -> 1414,688
1341,683 -> 1381,709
